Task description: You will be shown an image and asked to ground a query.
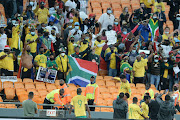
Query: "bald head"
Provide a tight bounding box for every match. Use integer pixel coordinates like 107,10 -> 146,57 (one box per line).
60,79 -> 65,86
77,88 -> 82,95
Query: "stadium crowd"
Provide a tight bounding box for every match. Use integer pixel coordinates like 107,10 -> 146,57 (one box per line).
1,0 -> 180,119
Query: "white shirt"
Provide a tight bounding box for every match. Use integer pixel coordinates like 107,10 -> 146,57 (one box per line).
98,13 -> 115,31
65,0 -> 77,11
83,25 -> 88,34
45,25 -> 59,34
70,28 -> 82,43
49,34 -> 56,43
161,45 -> 172,57
0,33 -> 7,51
105,30 -> 117,45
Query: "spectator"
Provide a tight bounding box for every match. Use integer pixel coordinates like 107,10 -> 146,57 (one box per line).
56,0 -> 65,9
88,49 -> 100,65
129,97 -> 147,119
54,33 -> 66,56
69,88 -> 91,118
47,54 -> 58,70
74,0 -> 80,11
123,93 -> 130,103
22,92 -> 38,117
0,45 -> 16,76
139,21 -> 150,43
59,79 -> 71,103
143,83 -> 154,99
0,26 -> 7,52
160,39 -> 172,57
105,45 -> 120,77
98,8 -> 115,32
155,5 -> 166,35
55,48 -> 68,80
154,0 -> 165,12
162,27 -> 171,41
43,89 -> 68,109
70,22 -> 82,42
94,35 -> 107,56
17,0 -> 23,14
113,92 -> 128,119
45,21 -> 59,35
113,18 -> 121,34
136,3 -> 149,21
67,34 -> 75,55
156,92 -> 177,120
139,95 -> 151,119
48,0 -> 56,8
34,47 -> 47,71
133,55 -> 147,85
25,5 -> 35,20
64,22 -> 73,41
65,0 -> 77,11
172,84 -> 179,106
113,74 -> 131,97
148,93 -> 160,120
81,18 -> 90,34
150,55 -> 161,90
140,0 -> 155,15
0,12 -> 5,24
35,2 -> 50,24
25,28 -> 38,58
119,7 -> 129,26
84,76 -> 99,111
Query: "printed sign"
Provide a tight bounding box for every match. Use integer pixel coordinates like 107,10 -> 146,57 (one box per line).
0,76 -> 17,82
36,67 -> 57,83
46,110 -> 56,116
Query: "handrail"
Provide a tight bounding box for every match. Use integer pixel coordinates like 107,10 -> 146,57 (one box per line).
0,102 -> 113,108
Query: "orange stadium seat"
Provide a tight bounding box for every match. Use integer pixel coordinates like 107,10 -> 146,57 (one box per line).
91,2 -> 101,8
100,87 -> 109,93
96,80 -> 105,86
14,82 -> 24,89
100,0 -> 110,2
23,78 -> 33,83
5,104 -> 16,108
112,3 -> 121,9
0,81 -> 2,92
116,82 -> 121,88
25,83 -> 35,89
4,88 -> 15,100
106,98 -> 113,106
96,76 -> 103,80
104,76 -> 112,80
55,80 -> 60,86
92,7 -> 102,14
110,0 -> 121,4
121,4 -> 131,11
136,83 -> 145,88
46,83 -> 57,90
26,89 -> 39,95
16,88 -> 27,96
106,80 -> 115,87
70,91 -> 77,98
108,87 -> 117,94
0,96 -> 3,102
18,94 -> 28,103
112,92 -> 119,99
17,78 -> 22,82
3,81 -> 13,89
121,0 -> 130,4
101,2 -> 111,9
35,82 -> 46,90
130,83 -> 135,88
0,104 -> 6,108
102,93 -> 111,99
38,89 -> 48,97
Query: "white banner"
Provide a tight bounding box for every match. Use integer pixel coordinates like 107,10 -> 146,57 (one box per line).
0,76 -> 17,83
36,67 -> 57,83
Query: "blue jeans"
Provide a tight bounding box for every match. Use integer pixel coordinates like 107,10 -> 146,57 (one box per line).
146,73 -> 151,84
108,68 -> 117,77
150,75 -> 160,90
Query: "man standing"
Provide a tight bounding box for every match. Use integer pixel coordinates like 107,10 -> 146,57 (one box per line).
113,92 -> 128,119
0,26 -> 7,52
84,76 -> 99,111
70,22 -> 82,43
172,84 -> 179,106
69,88 -> 91,118
55,48 -> 68,80
22,92 -> 38,117
156,92 -> 176,120
139,95 -> 151,119
143,84 -> 154,99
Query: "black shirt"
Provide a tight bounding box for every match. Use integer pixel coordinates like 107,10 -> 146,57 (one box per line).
148,100 -> 160,120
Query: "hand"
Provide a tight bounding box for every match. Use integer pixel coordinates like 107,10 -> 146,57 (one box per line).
159,19 -> 163,21
89,41 -> 92,47
53,64 -> 56,68
89,114 -> 91,118
138,21 -> 142,25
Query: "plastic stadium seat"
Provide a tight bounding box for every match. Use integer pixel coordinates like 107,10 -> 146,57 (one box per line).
17,78 -> 22,82
101,2 -> 111,9
0,96 -> 3,102
100,87 -> 109,93
34,80 -> 43,84
121,4 -> 131,10
23,78 -> 33,83
3,81 -> 13,89
110,0 -> 121,4
130,83 -> 135,88
96,76 -> 103,80
5,104 -> 16,108
55,80 -> 60,86
0,81 -> 2,92
121,0 -> 130,4
116,82 -> 121,88
70,91 -> 77,98
33,95 -> 43,109
92,7 -> 102,14
100,0 -> 109,2
106,98 -> 113,106
104,76 -> 112,80
46,83 -> 57,90
38,89 -> 48,97
96,80 -> 105,86
18,94 -> 28,103
106,80 -> 115,87
14,82 -> 24,89
91,2 -> 101,8
26,89 -> 39,95
25,83 -> 35,89
4,88 -> 15,100
90,0 -> 99,2
102,93 -> 111,99
136,83 -> 145,88
0,104 -> 6,108
108,87 -> 117,94
35,82 -> 46,90
16,88 -> 27,96
112,93 -> 119,99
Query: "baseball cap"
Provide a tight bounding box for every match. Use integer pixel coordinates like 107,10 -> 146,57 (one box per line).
4,45 -> 10,50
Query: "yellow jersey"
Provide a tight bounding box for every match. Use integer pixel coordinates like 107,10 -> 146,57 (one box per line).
25,34 -> 38,53
34,54 -> 47,70
129,103 -> 142,119
139,102 -> 149,119
36,8 -> 49,24
109,53 -> 116,69
55,55 -> 68,72
154,2 -> 165,12
162,34 -> 174,46
0,52 -> 14,71
140,0 -> 155,8
71,95 -> 87,117
133,60 -> 146,77
68,42 -> 75,55
94,40 -> 105,56
11,25 -> 20,49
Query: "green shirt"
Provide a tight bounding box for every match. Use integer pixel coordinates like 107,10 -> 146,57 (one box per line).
47,60 -> 58,70
22,100 -> 37,117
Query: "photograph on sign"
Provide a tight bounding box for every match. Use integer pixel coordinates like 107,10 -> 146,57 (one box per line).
36,67 -> 57,83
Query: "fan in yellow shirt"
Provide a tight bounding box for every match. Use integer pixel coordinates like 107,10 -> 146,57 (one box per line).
139,96 -> 151,119
69,88 -> 91,118
67,35 -> 75,55
35,2 -> 50,24
140,0 -> 155,8
34,47 -> 47,70
94,36 -> 107,56
129,97 -> 148,119
113,74 -> 131,96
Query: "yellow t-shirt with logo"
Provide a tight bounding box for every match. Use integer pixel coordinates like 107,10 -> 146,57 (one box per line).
11,25 -> 20,49
109,53 -> 116,69
71,95 -> 87,117
104,47 -> 118,57
79,42 -> 88,53
133,60 -> 146,77
25,34 -> 38,53
68,42 -> 75,55
163,63 -> 169,78
36,8 -> 49,24
55,55 -> 68,72
139,102 -> 149,119
162,34 -> 174,46
34,54 -> 47,70
94,40 -> 105,56
0,52 -> 14,71
129,103 -> 142,119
